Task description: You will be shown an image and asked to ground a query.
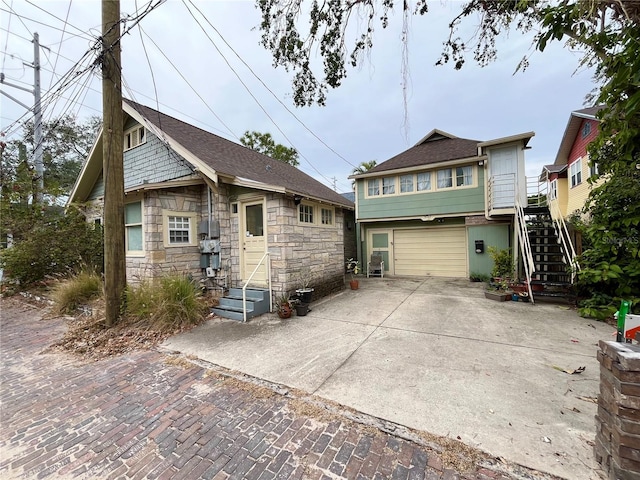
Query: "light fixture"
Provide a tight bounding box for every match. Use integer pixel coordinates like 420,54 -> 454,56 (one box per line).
294,195 -> 303,206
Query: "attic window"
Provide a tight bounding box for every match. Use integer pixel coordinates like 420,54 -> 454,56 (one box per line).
581,122 -> 591,139
124,125 -> 146,151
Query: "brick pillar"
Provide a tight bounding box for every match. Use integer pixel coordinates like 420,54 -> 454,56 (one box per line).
596,341 -> 640,480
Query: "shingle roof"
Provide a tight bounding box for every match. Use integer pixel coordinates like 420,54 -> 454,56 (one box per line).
363,132 -> 480,175
552,105 -> 604,166
124,99 -> 353,209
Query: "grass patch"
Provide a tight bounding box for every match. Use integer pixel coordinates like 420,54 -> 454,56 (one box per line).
126,274 -> 209,332
52,271 -> 103,315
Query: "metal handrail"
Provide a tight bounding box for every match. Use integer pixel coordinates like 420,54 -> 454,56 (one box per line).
514,185 -> 535,303
242,251 -> 271,323
548,199 -> 580,282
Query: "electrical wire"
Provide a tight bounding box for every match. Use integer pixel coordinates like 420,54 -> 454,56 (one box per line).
1,0 -> 13,73
47,0 -> 73,91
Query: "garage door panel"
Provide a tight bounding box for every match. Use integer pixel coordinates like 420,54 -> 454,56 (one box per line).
394,227 -> 467,277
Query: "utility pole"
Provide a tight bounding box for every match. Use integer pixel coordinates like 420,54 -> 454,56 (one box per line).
102,0 -> 126,327
0,32 -> 44,204
33,33 -> 43,204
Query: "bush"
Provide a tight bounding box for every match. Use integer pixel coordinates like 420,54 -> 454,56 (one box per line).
126,274 -> 208,332
469,272 -> 491,283
487,246 -> 513,279
52,270 -> 103,314
0,207 -> 103,285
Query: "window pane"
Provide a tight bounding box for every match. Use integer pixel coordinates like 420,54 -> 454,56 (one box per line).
382,178 -> 395,195
437,169 -> 452,188
246,204 -> 264,235
125,202 -> 141,224
400,175 -> 413,193
368,179 -> 379,196
168,216 -> 190,243
127,225 -> 142,251
456,166 -> 472,186
299,204 -> 314,223
321,208 -> 333,225
417,173 -> 431,191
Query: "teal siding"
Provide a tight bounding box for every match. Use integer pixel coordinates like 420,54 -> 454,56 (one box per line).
467,224 -> 510,277
87,126 -> 193,200
356,168 -> 485,219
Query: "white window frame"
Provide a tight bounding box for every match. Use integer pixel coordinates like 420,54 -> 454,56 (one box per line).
163,211 -> 197,247
455,166 -> 473,187
549,179 -> 557,200
125,200 -> 144,256
570,159 -> 582,187
124,125 -> 146,152
367,178 -> 380,197
297,202 -> 336,228
589,160 -> 599,177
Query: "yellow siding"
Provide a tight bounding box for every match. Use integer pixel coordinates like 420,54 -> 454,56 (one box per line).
566,156 -> 605,217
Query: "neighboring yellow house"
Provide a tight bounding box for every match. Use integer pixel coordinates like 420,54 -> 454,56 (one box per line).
540,106 -> 604,221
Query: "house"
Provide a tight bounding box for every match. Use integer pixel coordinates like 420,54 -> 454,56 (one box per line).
69,100 -> 354,318
539,106 -> 604,222
349,129 -> 534,280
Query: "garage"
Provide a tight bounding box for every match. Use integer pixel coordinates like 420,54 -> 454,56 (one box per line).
393,227 -> 467,277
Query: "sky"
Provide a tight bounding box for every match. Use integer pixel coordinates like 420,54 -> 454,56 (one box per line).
0,0 -> 596,195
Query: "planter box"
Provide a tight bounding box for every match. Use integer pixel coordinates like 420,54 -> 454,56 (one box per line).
484,291 -> 512,302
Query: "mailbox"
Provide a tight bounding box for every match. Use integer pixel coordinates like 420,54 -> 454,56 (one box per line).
475,240 -> 484,254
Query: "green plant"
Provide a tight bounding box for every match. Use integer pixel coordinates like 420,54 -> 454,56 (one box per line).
469,272 -> 490,283
276,293 -> 291,308
0,206 -> 103,286
125,274 -> 208,332
52,270 -> 103,314
487,246 -> 513,280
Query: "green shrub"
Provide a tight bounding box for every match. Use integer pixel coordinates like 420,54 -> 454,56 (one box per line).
126,274 -> 208,332
487,246 -> 513,279
52,270 -> 103,314
0,207 -> 103,285
469,272 -> 491,283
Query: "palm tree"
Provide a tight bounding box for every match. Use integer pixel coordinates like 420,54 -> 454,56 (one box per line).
351,160 -> 377,188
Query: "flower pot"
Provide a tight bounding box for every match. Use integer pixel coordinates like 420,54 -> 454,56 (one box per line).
350,279 -> 359,290
484,291 -> 511,302
296,288 -> 314,304
277,304 -> 292,318
295,303 -> 310,316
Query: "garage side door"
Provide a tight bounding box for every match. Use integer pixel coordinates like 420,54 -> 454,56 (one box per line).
394,227 -> 467,277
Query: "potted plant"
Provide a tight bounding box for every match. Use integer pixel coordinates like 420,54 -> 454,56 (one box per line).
346,258 -> 360,290
295,267 -> 314,304
276,293 -> 293,318
484,277 -> 512,301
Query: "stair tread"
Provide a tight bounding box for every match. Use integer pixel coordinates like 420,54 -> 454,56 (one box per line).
213,305 -> 254,313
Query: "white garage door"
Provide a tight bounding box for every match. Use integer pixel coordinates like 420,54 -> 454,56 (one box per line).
394,227 -> 467,277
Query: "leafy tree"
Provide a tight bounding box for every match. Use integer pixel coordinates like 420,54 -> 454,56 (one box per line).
240,130 -> 300,167
257,0 -> 640,316
351,160 -> 377,176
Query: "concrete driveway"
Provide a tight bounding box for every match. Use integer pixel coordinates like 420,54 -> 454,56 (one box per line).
162,277 -> 614,480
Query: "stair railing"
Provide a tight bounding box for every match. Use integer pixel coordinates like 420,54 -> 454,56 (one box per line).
242,252 -> 271,323
515,183 -> 535,303
548,199 -> 580,283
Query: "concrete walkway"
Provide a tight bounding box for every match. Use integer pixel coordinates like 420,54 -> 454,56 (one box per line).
163,277 -> 614,480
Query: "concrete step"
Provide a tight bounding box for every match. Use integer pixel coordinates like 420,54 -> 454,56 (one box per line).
213,288 -> 271,321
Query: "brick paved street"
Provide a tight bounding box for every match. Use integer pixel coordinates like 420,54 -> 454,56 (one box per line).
0,299 -> 552,479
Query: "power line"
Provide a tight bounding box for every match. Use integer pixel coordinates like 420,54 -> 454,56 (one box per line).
47,0 -> 73,91
0,4 -> 92,41
1,0 -> 13,73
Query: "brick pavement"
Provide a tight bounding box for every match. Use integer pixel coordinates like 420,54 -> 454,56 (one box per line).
0,299 -> 552,479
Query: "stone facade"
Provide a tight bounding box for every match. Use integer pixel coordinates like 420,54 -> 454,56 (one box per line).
82,184 -> 348,301
596,340 -> 640,480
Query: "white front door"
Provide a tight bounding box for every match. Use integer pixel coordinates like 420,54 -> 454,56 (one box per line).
489,146 -> 518,209
240,200 -> 267,285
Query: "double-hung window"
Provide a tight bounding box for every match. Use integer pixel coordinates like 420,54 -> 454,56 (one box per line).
437,169 -> 453,189
570,160 -> 582,187
125,201 -> 143,254
549,179 -> 557,200
382,177 -> 395,195
456,166 -> 473,186
321,208 -> 333,225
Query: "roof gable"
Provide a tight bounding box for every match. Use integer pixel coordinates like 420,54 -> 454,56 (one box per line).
552,105 -> 604,167
70,100 -> 353,209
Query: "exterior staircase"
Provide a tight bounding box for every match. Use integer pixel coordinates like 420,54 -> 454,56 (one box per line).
212,287 -> 271,321
522,205 -> 575,302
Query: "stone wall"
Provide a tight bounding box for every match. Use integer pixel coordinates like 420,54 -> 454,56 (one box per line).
596,340 -> 640,480
266,193 -> 346,301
